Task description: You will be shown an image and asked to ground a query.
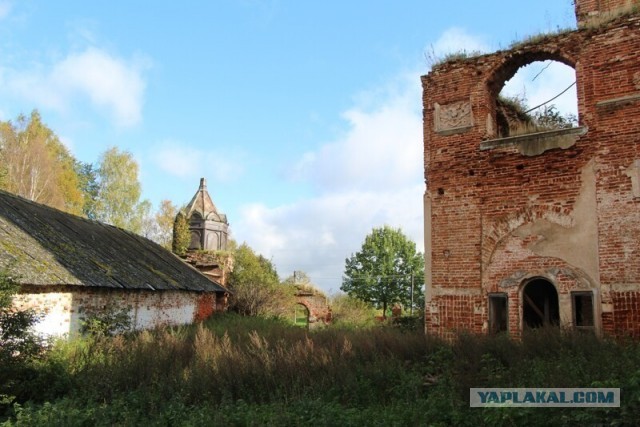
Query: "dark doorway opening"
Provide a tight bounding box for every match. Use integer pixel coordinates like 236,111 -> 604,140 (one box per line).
522,278 -> 559,328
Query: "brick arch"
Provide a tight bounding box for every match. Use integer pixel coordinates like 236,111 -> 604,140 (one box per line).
490,257 -> 598,334
493,261 -> 597,294
481,204 -> 575,272
294,293 -> 331,327
486,50 -> 577,99
483,46 -> 580,139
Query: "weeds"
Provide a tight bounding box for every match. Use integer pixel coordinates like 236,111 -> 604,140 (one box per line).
2,318 -> 640,426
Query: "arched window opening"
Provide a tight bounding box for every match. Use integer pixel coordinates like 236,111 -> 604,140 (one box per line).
497,60 -> 578,138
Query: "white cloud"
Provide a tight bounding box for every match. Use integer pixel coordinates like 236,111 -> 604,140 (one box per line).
1,47 -> 148,127
235,71 -> 425,293
427,27 -> 490,63
291,71 -> 422,193
234,186 -> 425,293
233,26 -> 574,294
152,140 -> 245,183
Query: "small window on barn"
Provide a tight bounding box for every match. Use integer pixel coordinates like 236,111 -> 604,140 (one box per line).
497,60 -> 578,138
488,294 -> 508,334
572,291 -> 595,331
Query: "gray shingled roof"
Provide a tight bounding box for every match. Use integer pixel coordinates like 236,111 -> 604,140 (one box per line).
0,189 -> 227,293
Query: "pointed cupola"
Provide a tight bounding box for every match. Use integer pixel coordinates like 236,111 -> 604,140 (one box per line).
184,178 -> 229,251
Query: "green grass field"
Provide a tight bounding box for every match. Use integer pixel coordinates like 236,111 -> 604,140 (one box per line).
2,314 -> 639,426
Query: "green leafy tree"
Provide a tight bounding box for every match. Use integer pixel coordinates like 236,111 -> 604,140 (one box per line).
228,243 -> 295,317
75,161 -> 100,219
172,211 -> 191,256
0,110 -> 84,214
134,199 -> 155,239
0,270 -> 43,409
156,199 -> 179,249
95,147 -> 148,233
341,225 -> 424,318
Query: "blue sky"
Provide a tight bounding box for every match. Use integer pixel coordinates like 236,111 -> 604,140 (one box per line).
0,1 -> 578,293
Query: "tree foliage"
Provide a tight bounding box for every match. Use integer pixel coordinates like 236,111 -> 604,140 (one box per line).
0,111 -> 187,243
156,200 -> 179,249
74,161 -> 100,220
329,293 -> 377,328
0,111 -> 84,214
341,225 -> 424,317
172,211 -> 191,256
228,244 -> 295,317
94,147 -> 152,234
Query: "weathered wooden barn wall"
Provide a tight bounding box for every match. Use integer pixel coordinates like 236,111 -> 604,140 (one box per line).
422,0 -> 640,338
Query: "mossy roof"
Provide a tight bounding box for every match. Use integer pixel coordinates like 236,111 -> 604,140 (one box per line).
0,190 -> 227,293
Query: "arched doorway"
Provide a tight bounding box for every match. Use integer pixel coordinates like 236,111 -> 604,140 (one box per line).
294,303 -> 310,327
522,278 -> 559,328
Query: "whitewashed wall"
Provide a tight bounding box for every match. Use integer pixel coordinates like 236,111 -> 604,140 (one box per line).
14,287 -> 216,338
13,291 -> 74,337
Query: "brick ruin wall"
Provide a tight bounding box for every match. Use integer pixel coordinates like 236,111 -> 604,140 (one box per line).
14,286 -> 224,337
295,293 -> 331,327
422,8 -> 640,338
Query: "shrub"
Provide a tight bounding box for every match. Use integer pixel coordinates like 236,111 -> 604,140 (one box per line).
329,293 -> 377,328
79,302 -> 132,337
0,270 -> 44,414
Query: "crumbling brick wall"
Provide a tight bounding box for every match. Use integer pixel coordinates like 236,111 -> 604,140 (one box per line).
422,1 -> 640,338
295,292 -> 331,327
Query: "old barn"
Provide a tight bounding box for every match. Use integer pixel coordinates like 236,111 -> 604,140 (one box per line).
0,189 -> 229,337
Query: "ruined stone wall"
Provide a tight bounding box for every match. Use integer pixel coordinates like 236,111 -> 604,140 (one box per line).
422,10 -> 640,338
15,286 -> 219,337
295,292 -> 331,327
576,0 -> 638,27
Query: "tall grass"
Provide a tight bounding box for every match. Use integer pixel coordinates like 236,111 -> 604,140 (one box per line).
3,317 -> 640,426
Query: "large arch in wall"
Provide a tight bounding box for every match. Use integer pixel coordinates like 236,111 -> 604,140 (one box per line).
484,49 -> 580,140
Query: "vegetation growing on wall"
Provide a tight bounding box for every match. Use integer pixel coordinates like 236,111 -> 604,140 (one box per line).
497,95 -> 577,137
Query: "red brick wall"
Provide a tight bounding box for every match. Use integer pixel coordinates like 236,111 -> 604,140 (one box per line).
295,293 -> 331,326
195,293 -> 215,321
575,0 -> 639,26
611,292 -> 640,336
423,13 -> 640,338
